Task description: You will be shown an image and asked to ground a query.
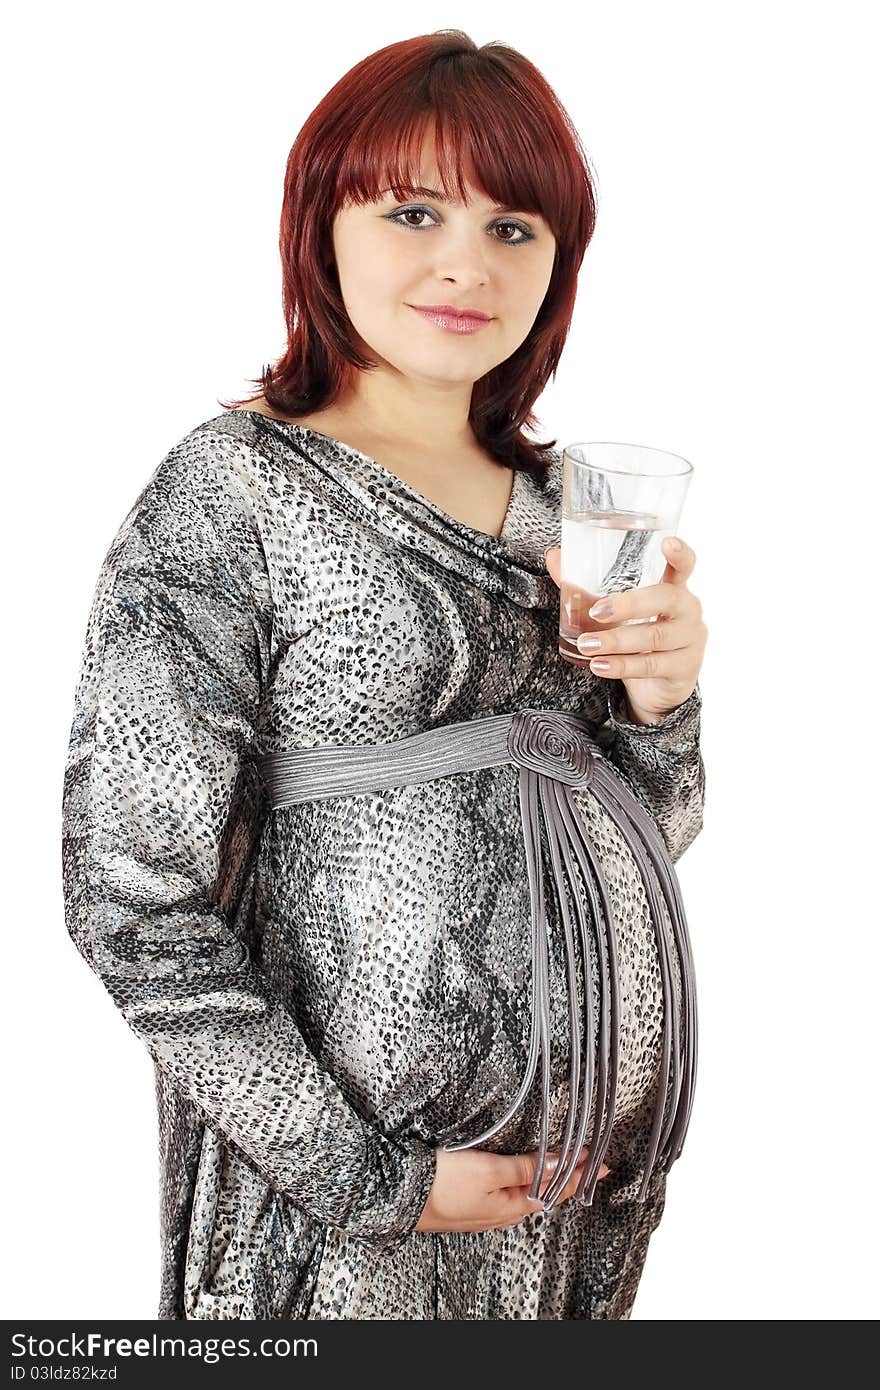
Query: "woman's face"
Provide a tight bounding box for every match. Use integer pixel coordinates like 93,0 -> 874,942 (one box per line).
330,142 -> 557,390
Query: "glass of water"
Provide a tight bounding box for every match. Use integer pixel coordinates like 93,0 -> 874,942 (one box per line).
559,442 -> 694,667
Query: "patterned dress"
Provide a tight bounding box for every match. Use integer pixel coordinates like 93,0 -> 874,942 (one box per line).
61,408 -> 705,1320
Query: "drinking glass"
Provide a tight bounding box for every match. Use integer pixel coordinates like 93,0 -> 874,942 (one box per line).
559,442 -> 694,667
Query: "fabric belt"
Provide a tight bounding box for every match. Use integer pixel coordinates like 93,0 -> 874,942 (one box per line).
256,707 -> 698,1211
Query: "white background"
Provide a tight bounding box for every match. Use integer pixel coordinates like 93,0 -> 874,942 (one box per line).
3,0 -> 877,1321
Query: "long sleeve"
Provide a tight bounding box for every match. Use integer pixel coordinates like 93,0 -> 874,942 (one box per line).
60,432 -> 436,1250
593,679 -> 706,864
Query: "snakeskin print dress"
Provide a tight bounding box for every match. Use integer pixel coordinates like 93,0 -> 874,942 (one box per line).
61,408 -> 705,1321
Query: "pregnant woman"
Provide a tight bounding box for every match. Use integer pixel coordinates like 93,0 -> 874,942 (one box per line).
61,29 -> 707,1320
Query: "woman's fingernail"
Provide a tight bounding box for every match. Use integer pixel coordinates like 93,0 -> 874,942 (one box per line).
668,537 -> 682,550
589,598 -> 613,619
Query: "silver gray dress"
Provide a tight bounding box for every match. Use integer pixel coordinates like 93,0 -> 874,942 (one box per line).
61,408 -> 705,1321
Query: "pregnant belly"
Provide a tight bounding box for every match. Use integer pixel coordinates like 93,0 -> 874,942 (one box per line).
312,787 -> 683,1174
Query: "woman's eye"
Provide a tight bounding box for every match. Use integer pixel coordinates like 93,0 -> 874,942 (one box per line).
386,206 -> 534,245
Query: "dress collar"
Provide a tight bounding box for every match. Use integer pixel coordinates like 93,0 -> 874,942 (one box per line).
213,410 -> 564,611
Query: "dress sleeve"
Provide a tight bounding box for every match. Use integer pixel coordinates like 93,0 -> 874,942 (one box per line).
592,679 -> 706,864
60,433 -> 436,1252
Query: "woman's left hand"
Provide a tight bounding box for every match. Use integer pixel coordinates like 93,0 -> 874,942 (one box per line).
544,536 -> 708,723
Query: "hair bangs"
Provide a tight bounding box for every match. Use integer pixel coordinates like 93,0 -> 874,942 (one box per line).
334,99 -> 569,240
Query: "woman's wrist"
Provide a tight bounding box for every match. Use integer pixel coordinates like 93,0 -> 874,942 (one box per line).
622,694 -> 663,725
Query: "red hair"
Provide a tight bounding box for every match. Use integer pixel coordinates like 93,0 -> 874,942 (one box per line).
221,29 -> 598,474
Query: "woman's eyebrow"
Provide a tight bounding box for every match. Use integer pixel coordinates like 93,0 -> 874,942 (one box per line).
380,185 -> 523,214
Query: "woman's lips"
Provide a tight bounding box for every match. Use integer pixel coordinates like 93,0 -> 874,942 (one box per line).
409,305 -> 494,335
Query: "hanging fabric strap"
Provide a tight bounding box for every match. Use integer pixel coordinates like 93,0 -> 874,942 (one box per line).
255,707 -> 698,1211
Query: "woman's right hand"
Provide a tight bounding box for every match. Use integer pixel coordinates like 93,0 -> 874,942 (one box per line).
413,1145 -> 611,1233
